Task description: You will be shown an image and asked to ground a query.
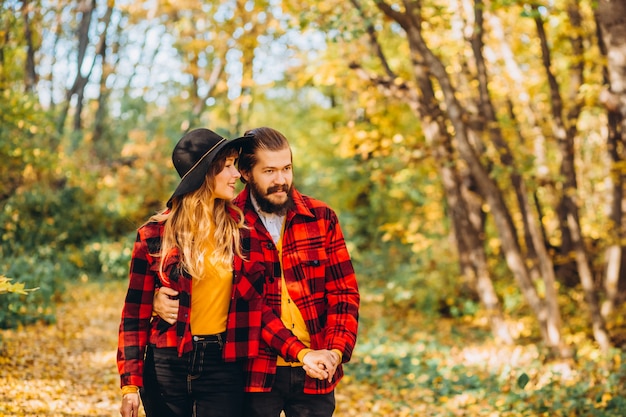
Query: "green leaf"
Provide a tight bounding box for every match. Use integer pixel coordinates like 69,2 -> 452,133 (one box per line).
517,372 -> 530,389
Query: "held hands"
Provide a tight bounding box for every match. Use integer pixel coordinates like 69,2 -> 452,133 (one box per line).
302,350 -> 340,383
153,287 -> 180,325
119,392 -> 140,417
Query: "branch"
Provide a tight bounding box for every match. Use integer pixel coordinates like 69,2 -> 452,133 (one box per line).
348,61 -> 420,113
349,0 -> 395,78
374,0 -> 410,30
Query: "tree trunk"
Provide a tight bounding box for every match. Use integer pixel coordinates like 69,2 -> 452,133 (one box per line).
533,3 -> 611,351
190,56 -> 224,126
374,0 -> 569,355
596,0 -> 626,319
22,0 -> 38,93
92,5 -> 116,156
420,66 -> 513,344
351,0 -> 513,343
469,0 -> 563,339
0,11 -> 9,92
56,0 -> 96,135
437,131 -> 514,345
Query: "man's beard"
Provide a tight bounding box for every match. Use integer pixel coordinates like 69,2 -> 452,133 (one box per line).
249,179 -> 295,215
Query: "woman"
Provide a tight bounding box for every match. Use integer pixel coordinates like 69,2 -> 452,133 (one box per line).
117,128 -> 264,417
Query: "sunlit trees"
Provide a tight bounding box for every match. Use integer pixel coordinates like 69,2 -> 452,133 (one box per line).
280,0 -> 622,355
1,0 -> 625,356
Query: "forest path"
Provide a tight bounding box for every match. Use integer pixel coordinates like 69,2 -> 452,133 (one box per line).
0,280 -> 133,417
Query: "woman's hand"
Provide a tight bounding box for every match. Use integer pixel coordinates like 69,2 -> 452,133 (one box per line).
120,392 -> 140,417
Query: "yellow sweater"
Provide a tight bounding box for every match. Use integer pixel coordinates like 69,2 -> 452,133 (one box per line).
190,246 -> 232,335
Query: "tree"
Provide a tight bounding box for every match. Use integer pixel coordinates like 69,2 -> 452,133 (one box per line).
596,0 -> 626,319
284,0 -> 619,355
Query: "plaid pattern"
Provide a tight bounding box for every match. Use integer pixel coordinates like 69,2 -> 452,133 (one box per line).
233,187 -> 360,394
117,218 -> 265,389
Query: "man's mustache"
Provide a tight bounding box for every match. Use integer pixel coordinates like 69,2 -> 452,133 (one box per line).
267,185 -> 289,195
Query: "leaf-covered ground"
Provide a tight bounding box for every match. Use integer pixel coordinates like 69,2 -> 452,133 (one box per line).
1,280 -> 626,416
0,281 -> 125,417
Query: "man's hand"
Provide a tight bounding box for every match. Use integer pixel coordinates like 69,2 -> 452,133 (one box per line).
120,392 -> 140,417
153,287 -> 179,325
302,350 -> 340,383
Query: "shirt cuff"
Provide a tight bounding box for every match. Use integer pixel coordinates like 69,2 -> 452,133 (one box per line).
332,349 -> 343,362
297,348 -> 313,362
121,385 -> 139,396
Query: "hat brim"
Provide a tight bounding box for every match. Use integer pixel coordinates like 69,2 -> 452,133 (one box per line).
166,135 -> 249,208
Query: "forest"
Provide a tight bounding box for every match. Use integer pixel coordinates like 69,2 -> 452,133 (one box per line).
2,0 -> 626,415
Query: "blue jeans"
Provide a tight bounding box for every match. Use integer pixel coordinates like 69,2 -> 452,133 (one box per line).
243,367 -> 335,417
141,335 -> 244,417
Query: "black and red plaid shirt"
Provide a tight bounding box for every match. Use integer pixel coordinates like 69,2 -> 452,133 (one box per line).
117,217 -> 265,389
233,187 -> 360,394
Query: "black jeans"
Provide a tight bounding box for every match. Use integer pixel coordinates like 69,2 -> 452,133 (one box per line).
243,367 -> 335,417
141,335 -> 244,417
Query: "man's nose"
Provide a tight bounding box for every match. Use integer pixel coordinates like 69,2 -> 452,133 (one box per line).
274,171 -> 286,184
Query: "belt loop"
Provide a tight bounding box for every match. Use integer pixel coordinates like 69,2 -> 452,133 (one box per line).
217,332 -> 224,349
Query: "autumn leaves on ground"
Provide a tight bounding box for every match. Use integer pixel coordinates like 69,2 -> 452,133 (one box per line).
1,280 -> 625,417
0,281 -> 123,417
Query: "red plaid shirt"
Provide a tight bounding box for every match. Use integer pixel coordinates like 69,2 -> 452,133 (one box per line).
233,187 -> 360,394
117,216 -> 265,389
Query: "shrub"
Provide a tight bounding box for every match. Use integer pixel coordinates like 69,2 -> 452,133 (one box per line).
0,183 -> 132,328
0,255 -> 73,328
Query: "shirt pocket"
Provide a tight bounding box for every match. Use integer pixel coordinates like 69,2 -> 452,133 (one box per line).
237,258 -> 266,300
295,249 -> 328,297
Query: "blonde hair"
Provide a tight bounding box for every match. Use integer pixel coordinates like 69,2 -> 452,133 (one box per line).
149,148 -> 244,281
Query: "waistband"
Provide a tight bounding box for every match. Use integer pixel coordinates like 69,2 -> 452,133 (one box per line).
192,333 -> 225,343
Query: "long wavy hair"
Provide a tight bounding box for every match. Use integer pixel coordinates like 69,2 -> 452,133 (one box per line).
149,147 -> 245,281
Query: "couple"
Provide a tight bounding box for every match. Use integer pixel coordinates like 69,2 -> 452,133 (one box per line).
117,126 -> 360,417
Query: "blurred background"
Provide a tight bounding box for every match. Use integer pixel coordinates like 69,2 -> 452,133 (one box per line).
2,0 -> 626,415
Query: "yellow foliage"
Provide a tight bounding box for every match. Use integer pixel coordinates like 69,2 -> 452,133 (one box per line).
0,275 -> 35,295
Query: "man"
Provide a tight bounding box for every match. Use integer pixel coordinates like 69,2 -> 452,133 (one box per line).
156,126 -> 360,417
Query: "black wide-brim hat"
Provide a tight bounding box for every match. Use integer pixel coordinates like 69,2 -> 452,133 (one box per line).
167,128 -> 249,208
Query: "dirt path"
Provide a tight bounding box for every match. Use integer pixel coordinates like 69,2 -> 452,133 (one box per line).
0,280 -> 373,417
0,280 -> 135,417
0,279 -> 475,417
0,280 -> 368,417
